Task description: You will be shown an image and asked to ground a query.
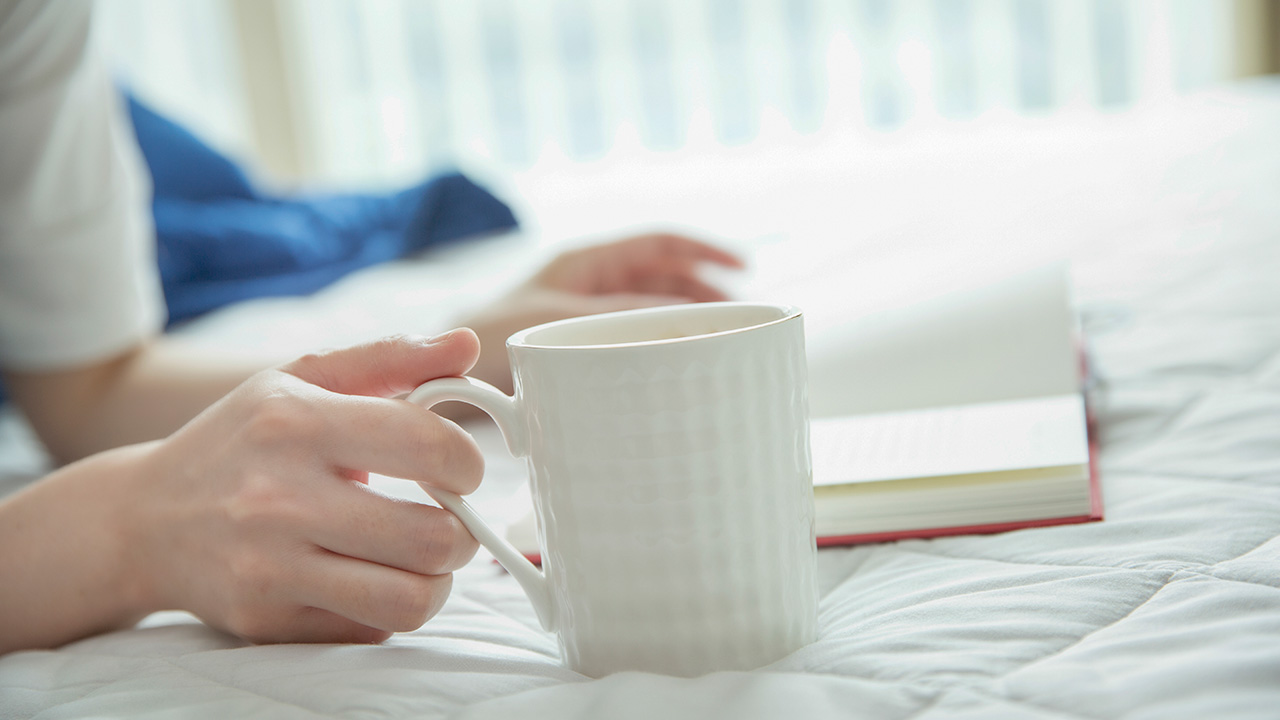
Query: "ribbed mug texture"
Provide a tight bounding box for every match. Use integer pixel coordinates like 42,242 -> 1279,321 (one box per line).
511,311 -> 817,677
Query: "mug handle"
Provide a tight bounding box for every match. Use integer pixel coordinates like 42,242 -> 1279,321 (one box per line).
404,377 -> 556,632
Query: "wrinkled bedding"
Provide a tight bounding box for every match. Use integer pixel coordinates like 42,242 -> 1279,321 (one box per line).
2,82 -> 1279,719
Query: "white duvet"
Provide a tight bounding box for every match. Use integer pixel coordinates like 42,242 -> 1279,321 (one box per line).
2,82 -> 1279,719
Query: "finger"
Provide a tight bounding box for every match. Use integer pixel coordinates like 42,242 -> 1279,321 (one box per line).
681,276 -> 733,303
297,553 -> 454,633
635,270 -> 733,303
632,233 -> 746,269
244,606 -> 392,645
316,394 -> 485,494
283,329 -> 481,398
311,482 -> 479,575
582,293 -> 690,314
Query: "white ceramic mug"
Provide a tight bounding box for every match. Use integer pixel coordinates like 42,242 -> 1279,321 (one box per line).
407,302 -> 817,677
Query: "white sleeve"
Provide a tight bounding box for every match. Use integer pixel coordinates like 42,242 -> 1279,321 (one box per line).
0,0 -> 166,371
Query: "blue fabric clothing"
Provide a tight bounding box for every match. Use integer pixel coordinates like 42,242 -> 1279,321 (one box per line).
126,93 -> 519,324
0,97 -> 517,406
127,93 -> 257,204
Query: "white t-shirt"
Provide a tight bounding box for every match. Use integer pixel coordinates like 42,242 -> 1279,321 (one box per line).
0,0 -> 165,371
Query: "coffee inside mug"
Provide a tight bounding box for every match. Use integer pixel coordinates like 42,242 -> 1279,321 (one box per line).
511,302 -> 796,348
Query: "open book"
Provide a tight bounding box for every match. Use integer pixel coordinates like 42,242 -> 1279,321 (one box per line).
807,263 -> 1100,545
506,265 -> 1100,557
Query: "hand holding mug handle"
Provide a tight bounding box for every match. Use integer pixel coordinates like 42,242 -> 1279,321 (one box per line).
405,377 -> 556,632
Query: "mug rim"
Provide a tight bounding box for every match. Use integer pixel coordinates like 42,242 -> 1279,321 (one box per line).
506,301 -> 802,351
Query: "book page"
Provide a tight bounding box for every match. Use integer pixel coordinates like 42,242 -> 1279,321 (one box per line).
810,394 -> 1089,486
804,264 -> 1080,417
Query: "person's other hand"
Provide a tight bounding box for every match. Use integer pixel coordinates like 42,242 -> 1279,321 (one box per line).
128,331 -> 484,644
460,233 -> 744,393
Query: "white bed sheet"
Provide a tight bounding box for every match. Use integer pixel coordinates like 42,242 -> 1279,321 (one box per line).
2,81 -> 1279,719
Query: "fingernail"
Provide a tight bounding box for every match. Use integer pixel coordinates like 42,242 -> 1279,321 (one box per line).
427,328 -> 464,344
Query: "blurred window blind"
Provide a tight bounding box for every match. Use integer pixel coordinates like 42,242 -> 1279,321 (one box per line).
96,0 -> 1244,187
96,0 -> 251,162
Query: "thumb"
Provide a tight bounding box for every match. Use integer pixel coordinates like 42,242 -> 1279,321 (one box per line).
581,293 -> 690,314
282,329 -> 481,398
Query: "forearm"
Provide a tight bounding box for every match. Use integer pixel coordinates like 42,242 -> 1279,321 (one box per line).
0,442 -> 159,654
3,339 -> 268,464
2,332 -> 486,654
74,338 -> 484,444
